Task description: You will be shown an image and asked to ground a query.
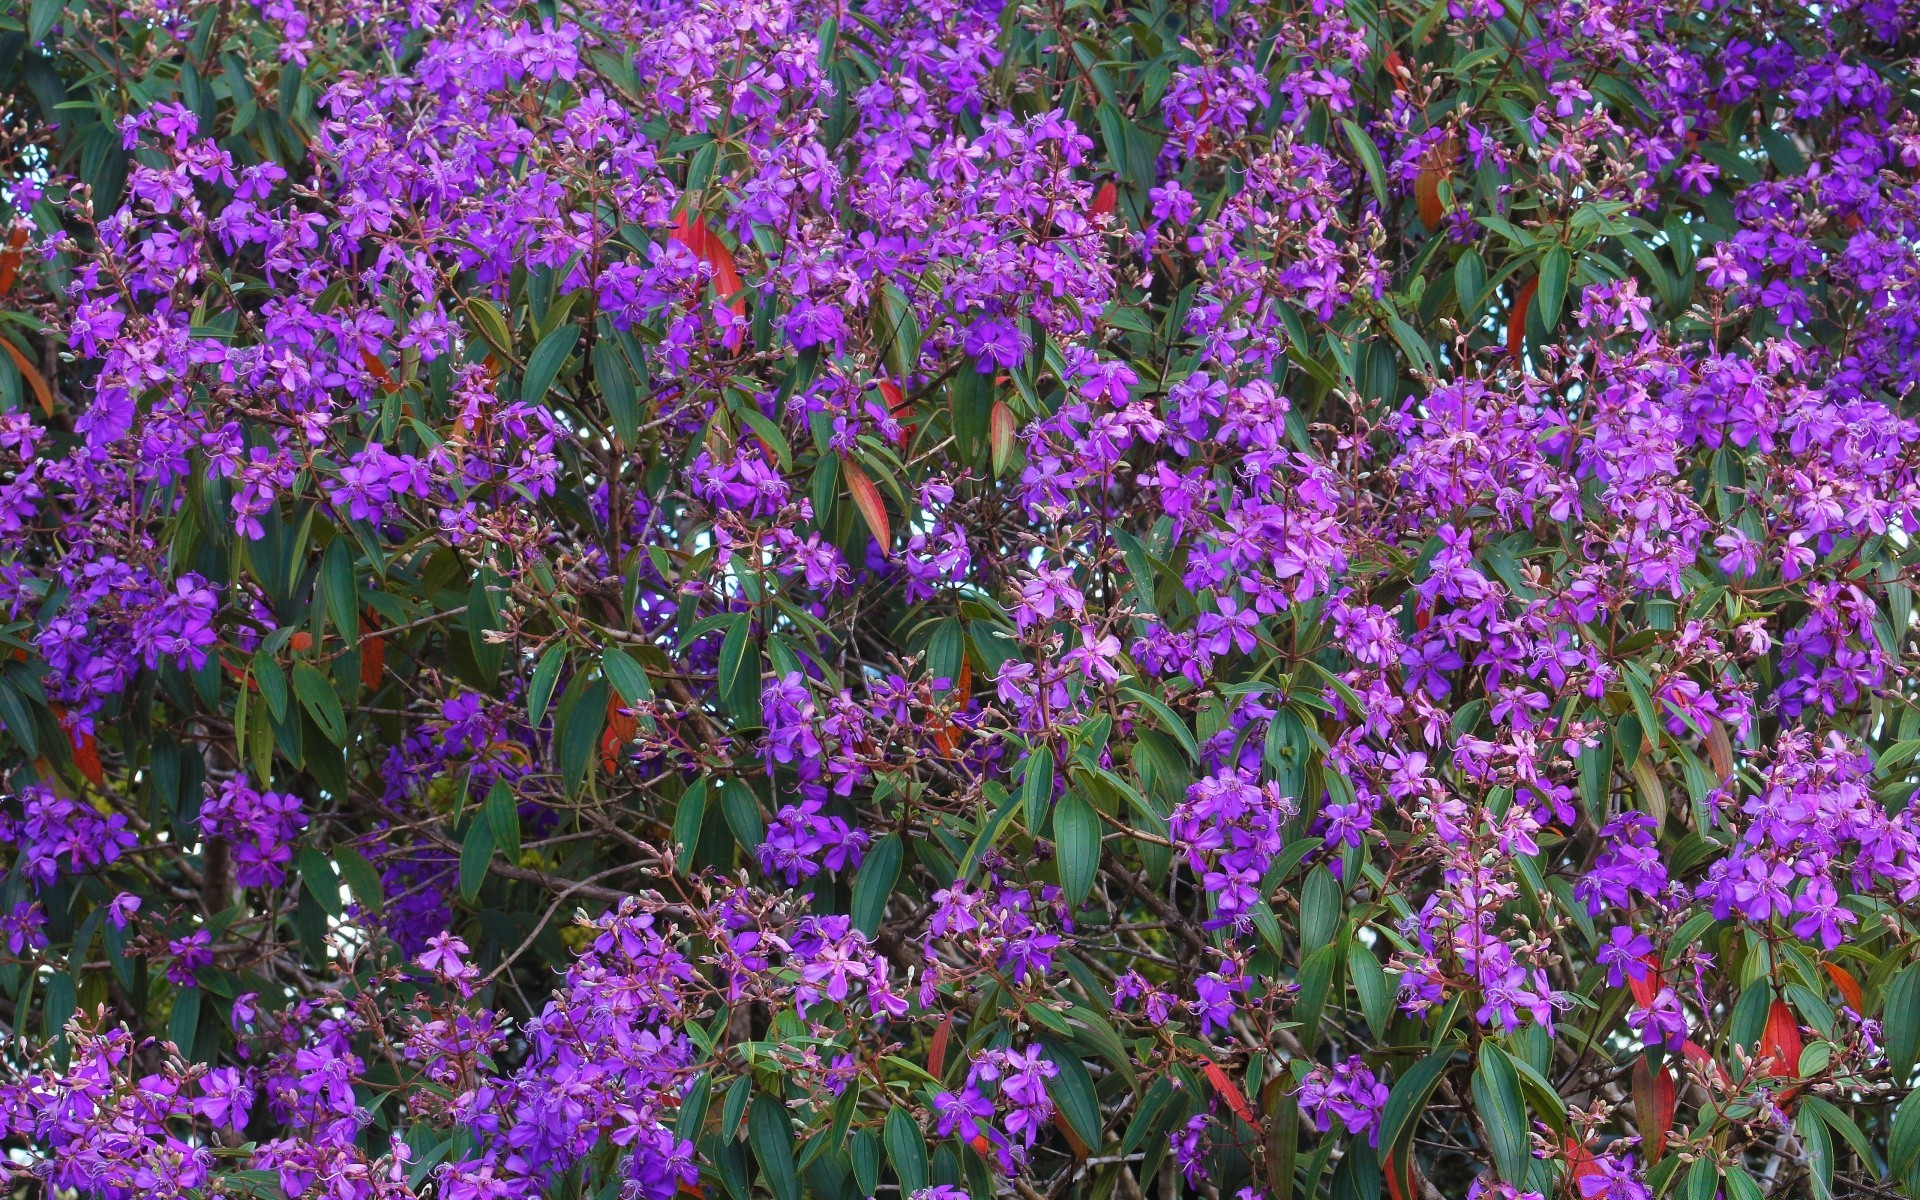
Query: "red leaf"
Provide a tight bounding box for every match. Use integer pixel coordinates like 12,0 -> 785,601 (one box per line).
1824,962 -> 1863,1012
602,693 -> 638,772
1203,1060 -> 1256,1127
671,211 -> 746,318
1090,181 -> 1117,218
969,1133 -> 992,1157
0,224 -> 27,296
1628,955 -> 1662,1008
290,631 -> 314,653
1,338 -> 53,417
1761,1000 -> 1803,1079
361,348 -> 401,395
989,400 -> 1016,476
880,379 -> 914,450
1383,1147 -> 1420,1200
928,1015 -> 953,1080
1051,1107 -> 1089,1158
54,706 -> 103,787
1632,1058 -> 1676,1163
841,457 -> 891,555
1566,1137 -> 1604,1184
359,617 -> 386,692
1508,276 -> 1538,362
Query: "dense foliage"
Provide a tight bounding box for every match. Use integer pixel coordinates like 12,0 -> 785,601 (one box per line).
3,0 -> 1920,1197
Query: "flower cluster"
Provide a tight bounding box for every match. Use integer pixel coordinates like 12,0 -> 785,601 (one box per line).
0,0 -> 1918,1198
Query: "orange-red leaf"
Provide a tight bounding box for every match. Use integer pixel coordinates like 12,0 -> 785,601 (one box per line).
1566,1137 -> 1604,1185
1383,1147 -> 1419,1200
928,1014 -> 953,1080
989,400 -> 1016,476
359,617 -> 386,692
1628,955 -> 1662,1008
671,211 -> 746,317
1203,1060 -> 1256,1127
1051,1108 -> 1089,1157
602,693 -> 638,772
1705,719 -> 1735,782
1,338 -> 52,416
1383,49 -> 1409,92
842,457 -> 891,555
880,379 -> 914,450
1824,962 -> 1863,1012
290,631 -> 314,653
53,705 -> 103,787
1632,1058 -> 1676,1163
1762,1000 -> 1803,1078
360,348 -> 402,395
1090,181 -> 1117,219
72,729 -> 103,787
0,225 -> 28,296
1508,276 -> 1538,363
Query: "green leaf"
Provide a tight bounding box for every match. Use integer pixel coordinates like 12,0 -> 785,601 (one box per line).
602,646 -> 654,707
292,663 -> 347,745
1022,750 -> 1054,831
672,779 -> 709,873
851,1129 -> 881,1197
749,1095 -> 799,1200
718,778 -> 764,851
527,643 -> 567,728
464,298 -> 516,362
1885,963 -> 1920,1080
1299,867 -> 1342,953
1119,685 -> 1198,760
884,1106 -> 927,1195
554,671 -> 608,794
718,613 -> 756,716
1385,312 -> 1437,377
850,833 -> 902,934
168,986 -> 201,1051
1348,941 -> 1393,1039
1123,1077 -> 1174,1156
1537,245 -> 1571,332
485,781 -> 521,862
1340,119 -> 1389,207
1040,1038 -> 1103,1152
1890,1089 -> 1920,1178
1382,1044 -> 1451,1159
28,0 -> 66,44
677,1071 -> 712,1143
593,342 -> 640,443
322,538 -> 358,648
1800,1095 -> 1874,1173
1054,791 -> 1101,908
738,407 -> 792,472
299,845 -> 343,919
458,813 -> 495,904
333,845 -> 384,913
1472,1044 -> 1531,1184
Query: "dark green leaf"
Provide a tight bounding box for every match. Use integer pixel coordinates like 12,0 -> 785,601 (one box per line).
850,833 -> 902,934
459,815 -> 494,903
521,324 -> 579,406
292,663 -> 347,745
884,1106 -> 927,1195
1054,791 -> 1100,908
749,1095 -> 799,1200
1472,1043 -> 1530,1184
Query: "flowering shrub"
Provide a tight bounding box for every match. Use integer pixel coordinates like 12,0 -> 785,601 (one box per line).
2,0 -> 1920,1198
